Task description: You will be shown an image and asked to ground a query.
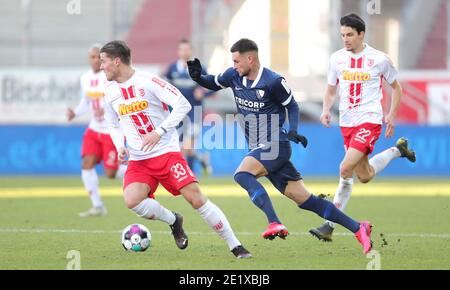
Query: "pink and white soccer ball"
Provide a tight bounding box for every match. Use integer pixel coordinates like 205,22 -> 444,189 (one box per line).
121,224 -> 151,252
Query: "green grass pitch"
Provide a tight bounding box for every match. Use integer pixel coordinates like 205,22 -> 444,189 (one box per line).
0,176 -> 449,269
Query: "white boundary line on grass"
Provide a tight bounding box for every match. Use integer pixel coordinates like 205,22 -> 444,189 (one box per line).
0,228 -> 449,238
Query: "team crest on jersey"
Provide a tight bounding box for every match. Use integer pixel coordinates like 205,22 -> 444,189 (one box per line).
256,90 -> 265,99
367,59 -> 375,67
139,88 -> 145,97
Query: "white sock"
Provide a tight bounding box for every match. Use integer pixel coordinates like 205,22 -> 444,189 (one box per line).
327,177 -> 353,228
369,147 -> 401,175
132,198 -> 176,225
197,200 -> 241,250
81,169 -> 103,208
115,164 -> 127,179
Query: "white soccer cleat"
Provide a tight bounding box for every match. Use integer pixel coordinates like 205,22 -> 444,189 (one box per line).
78,207 -> 107,217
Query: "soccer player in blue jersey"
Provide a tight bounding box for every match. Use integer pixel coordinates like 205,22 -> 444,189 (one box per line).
166,39 -> 213,175
187,38 -> 373,254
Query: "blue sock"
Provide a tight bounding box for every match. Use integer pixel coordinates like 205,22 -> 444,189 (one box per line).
234,172 -> 281,224
300,194 -> 360,233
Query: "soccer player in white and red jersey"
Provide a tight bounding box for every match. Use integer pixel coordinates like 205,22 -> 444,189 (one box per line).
100,40 -> 251,258
67,45 -> 127,217
310,13 -> 416,241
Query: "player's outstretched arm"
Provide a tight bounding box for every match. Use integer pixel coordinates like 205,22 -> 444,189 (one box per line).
187,58 -> 223,91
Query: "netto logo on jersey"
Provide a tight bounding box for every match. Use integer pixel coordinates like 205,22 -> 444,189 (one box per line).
119,100 -> 149,116
342,70 -> 371,82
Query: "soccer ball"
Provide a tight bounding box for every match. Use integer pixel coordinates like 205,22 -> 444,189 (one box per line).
121,224 -> 151,252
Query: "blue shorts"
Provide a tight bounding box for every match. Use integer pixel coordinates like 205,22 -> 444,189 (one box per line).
247,141 -> 302,193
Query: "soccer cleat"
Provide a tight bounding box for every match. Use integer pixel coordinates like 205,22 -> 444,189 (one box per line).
309,222 -> 335,242
170,212 -> 189,250
262,222 -> 289,240
231,245 -> 252,259
396,137 -> 416,163
355,221 -> 373,255
78,206 -> 107,217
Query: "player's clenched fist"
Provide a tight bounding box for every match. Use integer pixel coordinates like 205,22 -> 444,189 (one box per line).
141,131 -> 162,152
320,111 -> 331,128
187,58 -> 202,82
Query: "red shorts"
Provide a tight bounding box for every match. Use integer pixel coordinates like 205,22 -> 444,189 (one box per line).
123,152 -> 198,198
340,123 -> 382,155
81,128 -> 119,170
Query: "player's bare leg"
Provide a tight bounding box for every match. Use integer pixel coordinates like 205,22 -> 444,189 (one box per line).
284,180 -> 373,254
234,156 -> 288,240
312,138 -> 416,240
310,148 -> 366,239
123,182 -> 188,250
180,182 -> 251,259
79,155 -> 107,217
354,138 -> 416,183
364,137 -> 416,180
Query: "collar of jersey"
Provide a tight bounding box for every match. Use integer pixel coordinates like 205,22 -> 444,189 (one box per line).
243,66 -> 264,89
346,43 -> 371,57
117,69 -> 137,87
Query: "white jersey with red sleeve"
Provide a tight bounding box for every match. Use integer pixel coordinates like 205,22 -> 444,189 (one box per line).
75,70 -> 109,134
328,44 -> 398,127
103,71 -> 191,161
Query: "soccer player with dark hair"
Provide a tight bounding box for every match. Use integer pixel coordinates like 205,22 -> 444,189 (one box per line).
100,40 -> 251,259
187,38 -> 373,254
309,13 -> 416,241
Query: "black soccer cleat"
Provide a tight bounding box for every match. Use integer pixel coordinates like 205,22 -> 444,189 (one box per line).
396,137 -> 416,163
309,223 -> 334,242
231,245 -> 252,259
170,212 -> 188,250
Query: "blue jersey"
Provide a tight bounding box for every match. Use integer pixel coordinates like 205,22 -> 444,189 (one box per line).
215,67 -> 294,149
165,60 -> 207,121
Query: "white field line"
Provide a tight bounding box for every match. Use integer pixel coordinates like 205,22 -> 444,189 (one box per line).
0,228 -> 449,239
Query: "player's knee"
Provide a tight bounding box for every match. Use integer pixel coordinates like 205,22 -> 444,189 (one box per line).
339,163 -> 353,178
234,172 -> 254,189
182,184 -> 207,209
234,172 -> 244,185
82,161 -> 95,170
124,194 -> 143,210
190,197 -> 206,209
105,170 -> 116,179
357,175 -> 372,184
188,190 -> 206,209
82,157 -> 96,169
125,199 -> 138,210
